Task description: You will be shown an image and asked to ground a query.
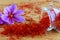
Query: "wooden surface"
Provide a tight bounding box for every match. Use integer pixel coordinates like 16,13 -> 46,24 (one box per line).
0,0 -> 60,40
0,31 -> 60,40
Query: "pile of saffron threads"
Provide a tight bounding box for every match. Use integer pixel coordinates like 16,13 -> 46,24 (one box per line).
1,16 -> 50,37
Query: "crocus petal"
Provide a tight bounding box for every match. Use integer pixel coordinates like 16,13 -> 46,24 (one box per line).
14,10 -> 24,15
1,15 -> 14,24
9,4 -> 17,12
0,20 -> 3,24
4,7 -> 11,16
14,16 -> 25,22
0,13 -> 4,24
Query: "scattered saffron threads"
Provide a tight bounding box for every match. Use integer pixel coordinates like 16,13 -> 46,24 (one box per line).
46,0 -> 51,2
18,3 -> 33,9
18,3 -> 42,15
8,37 -> 16,40
1,4 -> 25,24
34,7 -> 41,14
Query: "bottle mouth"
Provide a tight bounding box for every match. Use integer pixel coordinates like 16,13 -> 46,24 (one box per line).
42,7 -> 56,22
42,7 -> 58,31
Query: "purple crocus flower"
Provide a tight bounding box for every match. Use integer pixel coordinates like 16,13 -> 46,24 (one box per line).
1,4 -> 25,24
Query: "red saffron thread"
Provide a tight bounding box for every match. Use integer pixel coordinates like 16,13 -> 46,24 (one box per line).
54,13 -> 60,30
